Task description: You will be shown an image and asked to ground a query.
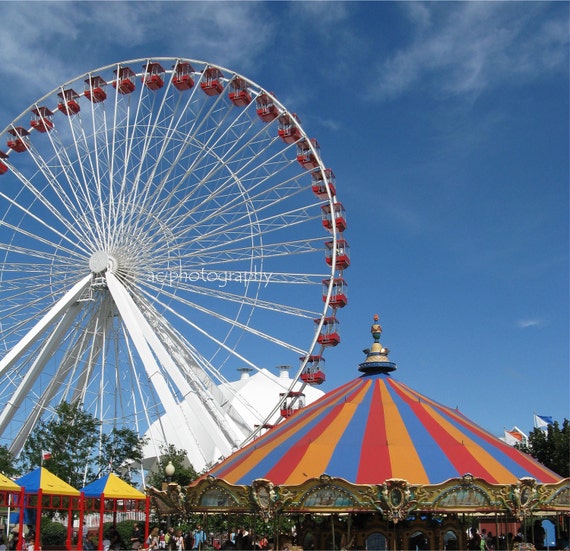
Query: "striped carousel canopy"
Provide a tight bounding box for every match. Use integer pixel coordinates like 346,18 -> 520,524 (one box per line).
207,316 -> 561,487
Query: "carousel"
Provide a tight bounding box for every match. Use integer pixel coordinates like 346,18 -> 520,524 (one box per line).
150,316 -> 570,550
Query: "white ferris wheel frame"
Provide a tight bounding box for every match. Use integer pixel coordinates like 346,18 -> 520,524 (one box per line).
0,57 -> 348,471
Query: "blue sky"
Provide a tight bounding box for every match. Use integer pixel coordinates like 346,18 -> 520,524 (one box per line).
0,1 -> 567,440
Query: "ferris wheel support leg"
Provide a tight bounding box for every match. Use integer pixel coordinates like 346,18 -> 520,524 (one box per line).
0,302 -> 84,453
105,272 -> 210,467
0,274 -> 92,378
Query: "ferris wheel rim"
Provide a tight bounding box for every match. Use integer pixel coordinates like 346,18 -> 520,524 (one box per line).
0,56 -> 348,468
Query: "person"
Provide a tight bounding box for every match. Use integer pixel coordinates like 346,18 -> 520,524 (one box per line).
84,534 -> 96,551
108,526 -> 123,551
165,528 -> 175,551
147,528 -> 160,550
467,528 -> 482,551
192,525 -> 207,550
131,523 -> 143,550
8,533 -> 18,551
174,530 -> 185,551
533,520 -> 546,550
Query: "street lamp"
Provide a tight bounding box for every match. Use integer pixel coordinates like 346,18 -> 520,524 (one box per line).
165,461 -> 175,531
165,461 -> 175,483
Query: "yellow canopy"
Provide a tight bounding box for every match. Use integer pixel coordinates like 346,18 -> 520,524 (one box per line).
0,472 -> 20,491
16,467 -> 80,496
81,473 -> 146,499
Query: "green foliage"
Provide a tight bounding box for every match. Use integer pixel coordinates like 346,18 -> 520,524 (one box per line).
18,401 -> 148,487
0,444 -> 18,477
103,520 -> 138,549
146,444 -> 199,489
39,517 -> 67,547
98,427 -> 148,483
19,402 -> 99,486
517,418 -> 570,477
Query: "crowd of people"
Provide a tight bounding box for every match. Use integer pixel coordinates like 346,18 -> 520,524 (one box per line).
133,525 -> 271,551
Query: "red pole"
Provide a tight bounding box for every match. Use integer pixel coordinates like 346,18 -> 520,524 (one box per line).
17,487 -> 25,551
78,492 -> 85,551
65,494 -> 73,550
144,496 -> 150,545
34,488 -> 42,551
99,495 -> 105,551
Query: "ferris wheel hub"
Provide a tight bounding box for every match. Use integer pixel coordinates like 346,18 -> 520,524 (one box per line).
89,250 -> 117,274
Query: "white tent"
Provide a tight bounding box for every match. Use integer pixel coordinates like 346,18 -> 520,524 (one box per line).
142,366 -> 324,473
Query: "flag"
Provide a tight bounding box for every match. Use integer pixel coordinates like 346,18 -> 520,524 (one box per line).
534,414 -> 553,430
42,450 -> 52,461
502,426 -> 528,446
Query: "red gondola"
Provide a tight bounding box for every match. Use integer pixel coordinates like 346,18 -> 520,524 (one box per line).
324,239 -> 350,270
280,391 -> 305,418
0,151 -> 9,175
57,89 -> 80,115
296,139 -> 320,170
255,92 -> 279,123
7,127 -> 30,153
143,62 -> 165,91
30,106 -> 54,133
229,77 -> 252,107
277,113 -> 301,144
315,316 -> 340,347
300,355 -> 326,385
311,168 -> 336,199
84,75 -> 107,103
200,67 -> 224,96
172,62 -> 195,91
112,66 -> 136,95
321,202 -> 346,232
322,278 -> 348,308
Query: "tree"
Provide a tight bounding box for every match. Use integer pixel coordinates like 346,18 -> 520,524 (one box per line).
98,426 -> 147,483
146,444 -> 199,489
517,418 -> 570,477
0,444 -> 18,477
19,402 -> 100,486
18,401 -> 148,487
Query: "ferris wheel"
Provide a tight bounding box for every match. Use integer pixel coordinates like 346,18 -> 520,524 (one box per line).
0,58 -> 349,471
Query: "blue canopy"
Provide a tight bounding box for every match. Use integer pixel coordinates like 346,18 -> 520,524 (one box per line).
80,473 -> 146,499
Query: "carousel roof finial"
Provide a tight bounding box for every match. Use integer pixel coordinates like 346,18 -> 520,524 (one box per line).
358,314 -> 397,374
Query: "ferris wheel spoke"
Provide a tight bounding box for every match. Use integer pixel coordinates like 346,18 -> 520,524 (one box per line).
143,275 -> 320,320
140,282 -> 307,356
113,81 -> 162,242
170,236 -> 324,269
145,96 -> 281,226
54,108 -> 114,248
170,204 -> 321,259
164,180 -> 318,251
0,280 -> 81,326
0,183 -> 92,256
17,133 -> 99,248
0,224 -> 86,263
39,114 -> 103,235
142,288 -> 272,376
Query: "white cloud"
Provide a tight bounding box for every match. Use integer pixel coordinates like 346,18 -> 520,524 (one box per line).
368,2 -> 568,102
0,2 -> 275,126
516,318 -> 546,329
